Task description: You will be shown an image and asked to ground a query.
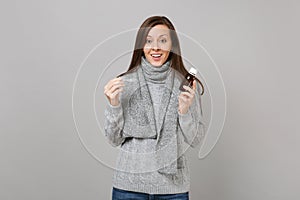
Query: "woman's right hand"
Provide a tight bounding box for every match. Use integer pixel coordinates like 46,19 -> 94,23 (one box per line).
104,77 -> 124,106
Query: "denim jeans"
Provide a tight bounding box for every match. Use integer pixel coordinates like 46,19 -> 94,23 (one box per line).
112,187 -> 189,200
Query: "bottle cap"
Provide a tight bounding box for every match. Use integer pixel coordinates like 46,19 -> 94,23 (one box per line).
189,67 -> 197,76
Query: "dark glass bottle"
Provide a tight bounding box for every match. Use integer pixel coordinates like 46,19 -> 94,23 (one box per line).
179,67 -> 197,91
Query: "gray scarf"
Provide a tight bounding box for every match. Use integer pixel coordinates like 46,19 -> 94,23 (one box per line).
121,57 -> 182,175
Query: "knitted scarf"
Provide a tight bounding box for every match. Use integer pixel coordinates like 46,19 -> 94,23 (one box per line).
120,57 -> 182,175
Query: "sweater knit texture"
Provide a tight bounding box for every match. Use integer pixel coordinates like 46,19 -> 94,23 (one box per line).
104,57 -> 206,194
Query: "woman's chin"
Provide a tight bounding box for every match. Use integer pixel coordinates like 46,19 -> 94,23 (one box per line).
150,62 -> 163,67
149,59 -> 166,67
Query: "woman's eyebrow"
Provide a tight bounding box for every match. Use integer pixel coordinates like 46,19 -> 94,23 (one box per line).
158,34 -> 168,37
147,34 -> 168,37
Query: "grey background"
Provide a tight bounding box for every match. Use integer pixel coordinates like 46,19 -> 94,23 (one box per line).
1,0 -> 299,199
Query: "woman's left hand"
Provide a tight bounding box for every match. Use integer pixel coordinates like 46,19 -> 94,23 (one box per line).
178,80 -> 196,114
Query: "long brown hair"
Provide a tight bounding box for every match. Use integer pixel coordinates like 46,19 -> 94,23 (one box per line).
119,16 -> 204,95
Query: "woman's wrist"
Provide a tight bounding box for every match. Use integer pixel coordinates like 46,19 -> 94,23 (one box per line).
109,99 -> 120,107
178,107 -> 190,115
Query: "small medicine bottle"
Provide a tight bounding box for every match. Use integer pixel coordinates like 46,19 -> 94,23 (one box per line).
179,67 -> 197,91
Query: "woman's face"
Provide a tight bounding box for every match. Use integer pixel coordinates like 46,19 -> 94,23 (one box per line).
143,24 -> 172,67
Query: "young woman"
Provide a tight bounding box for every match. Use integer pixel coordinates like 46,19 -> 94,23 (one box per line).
104,16 -> 206,200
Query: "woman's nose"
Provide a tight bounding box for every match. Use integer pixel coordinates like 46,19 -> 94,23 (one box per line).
151,41 -> 160,50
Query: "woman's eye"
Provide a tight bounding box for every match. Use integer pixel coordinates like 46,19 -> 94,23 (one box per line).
160,39 -> 167,43
146,39 -> 152,44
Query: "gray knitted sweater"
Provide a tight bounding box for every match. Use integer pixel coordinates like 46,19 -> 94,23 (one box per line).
104,59 -> 206,194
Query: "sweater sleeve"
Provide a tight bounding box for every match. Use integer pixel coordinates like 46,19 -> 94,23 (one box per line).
104,102 -> 125,147
178,84 -> 206,148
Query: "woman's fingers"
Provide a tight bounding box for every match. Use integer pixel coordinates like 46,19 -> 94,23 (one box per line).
104,77 -> 122,91
182,84 -> 196,95
178,81 -> 197,114
106,83 -> 124,95
104,77 -> 123,93
104,78 -> 124,93
108,87 -> 123,98
192,80 -> 197,90
178,95 -> 188,103
180,91 -> 194,99
104,77 -> 125,106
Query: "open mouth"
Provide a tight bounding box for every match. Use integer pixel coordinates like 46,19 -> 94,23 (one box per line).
151,54 -> 162,58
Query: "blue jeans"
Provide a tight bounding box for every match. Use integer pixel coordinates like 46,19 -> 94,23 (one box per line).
112,187 -> 189,200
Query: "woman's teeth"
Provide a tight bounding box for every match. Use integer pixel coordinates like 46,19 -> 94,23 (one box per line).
151,54 -> 162,58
